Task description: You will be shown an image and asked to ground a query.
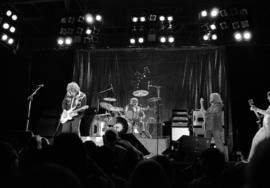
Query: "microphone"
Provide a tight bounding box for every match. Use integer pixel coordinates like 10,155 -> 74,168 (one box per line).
37,84 -> 44,88
110,84 -> 114,93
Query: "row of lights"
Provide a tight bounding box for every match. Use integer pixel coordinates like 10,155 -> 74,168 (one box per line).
199,6 -> 252,44
131,15 -> 174,23
57,13 -> 103,48
0,9 -> 19,48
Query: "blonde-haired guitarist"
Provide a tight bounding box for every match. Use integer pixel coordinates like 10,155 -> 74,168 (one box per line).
60,82 -> 88,137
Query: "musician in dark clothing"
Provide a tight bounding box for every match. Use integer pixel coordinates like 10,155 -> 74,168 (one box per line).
60,82 -> 88,137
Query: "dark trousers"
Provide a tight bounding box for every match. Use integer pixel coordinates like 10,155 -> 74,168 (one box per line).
61,118 -> 81,137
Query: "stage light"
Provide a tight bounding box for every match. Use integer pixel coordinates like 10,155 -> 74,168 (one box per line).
95,14 -> 102,22
203,34 -> 209,40
219,22 -> 228,30
167,16 -> 173,22
2,22 -> 9,29
210,8 -> 219,18
57,37 -> 64,46
240,8 -> 248,16
149,14 -> 156,21
241,20 -> 249,28
219,9 -> 228,17
77,16 -> 84,23
138,37 -> 144,43
9,26 -> 15,33
210,23 -> 216,30
1,33 -> 8,41
85,28 -> 92,35
168,36 -> 175,43
7,38 -> 14,45
200,10 -> 208,18
232,21 -> 240,30
233,32 -> 242,42
159,15 -> 165,22
243,30 -> 252,41
130,38 -> 136,44
67,16 -> 75,24
85,14 -> 94,24
65,37 -> 72,45
140,16 -> 146,22
132,17 -> 138,23
6,10 -> 12,17
211,34 -> 217,40
159,36 -> 166,43
11,14 -> 18,21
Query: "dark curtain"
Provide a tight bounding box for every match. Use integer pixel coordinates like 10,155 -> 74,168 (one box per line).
72,47 -> 232,150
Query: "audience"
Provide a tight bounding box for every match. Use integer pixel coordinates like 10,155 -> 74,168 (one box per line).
1,128 -> 270,188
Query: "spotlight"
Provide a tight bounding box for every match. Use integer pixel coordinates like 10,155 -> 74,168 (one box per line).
140,16 -> 146,22
149,14 -> 156,21
6,10 -> 12,17
11,14 -> 18,21
7,38 -> 14,45
159,15 -> 165,22
159,36 -> 166,43
200,10 -> 208,18
2,22 -> 10,29
203,34 -> 210,41
168,36 -> 175,43
65,37 -> 73,45
9,26 -> 16,33
219,22 -> 228,30
219,9 -> 228,17
211,34 -> 217,40
132,17 -> 138,23
233,32 -> 242,42
243,30 -> 252,41
95,14 -> 102,22
85,14 -> 94,24
167,16 -> 173,22
85,28 -> 92,35
210,8 -> 219,18
138,37 -> 144,43
57,37 -> 64,46
209,24 -> 216,30
1,33 -> 8,41
130,38 -> 136,44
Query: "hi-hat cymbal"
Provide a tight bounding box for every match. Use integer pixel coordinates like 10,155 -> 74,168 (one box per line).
100,102 -> 113,111
133,90 -> 149,97
103,97 -> 117,102
148,97 -> 161,103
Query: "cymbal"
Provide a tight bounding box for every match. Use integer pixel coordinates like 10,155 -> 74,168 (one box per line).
133,90 -> 149,97
100,102 -> 113,111
148,97 -> 161,103
103,97 -> 117,102
110,106 -> 124,112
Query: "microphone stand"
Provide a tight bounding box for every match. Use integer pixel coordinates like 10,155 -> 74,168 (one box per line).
150,84 -> 162,155
25,85 -> 43,131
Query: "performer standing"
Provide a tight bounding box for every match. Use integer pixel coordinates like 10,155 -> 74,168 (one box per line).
247,91 -> 270,162
60,82 -> 88,137
200,92 -> 225,154
124,97 -> 151,138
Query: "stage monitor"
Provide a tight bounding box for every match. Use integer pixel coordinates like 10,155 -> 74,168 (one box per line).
171,127 -> 190,141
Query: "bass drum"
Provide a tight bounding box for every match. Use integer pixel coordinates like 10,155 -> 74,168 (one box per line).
113,117 -> 129,134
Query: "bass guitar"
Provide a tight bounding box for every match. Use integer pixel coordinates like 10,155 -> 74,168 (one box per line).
60,105 -> 89,124
248,99 -> 262,129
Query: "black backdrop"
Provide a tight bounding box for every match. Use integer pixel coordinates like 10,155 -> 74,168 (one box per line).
3,44 -> 270,157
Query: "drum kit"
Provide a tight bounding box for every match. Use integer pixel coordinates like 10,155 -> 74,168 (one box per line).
93,84 -> 162,136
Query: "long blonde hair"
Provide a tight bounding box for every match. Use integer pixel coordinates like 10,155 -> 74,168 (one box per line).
210,92 -> 223,104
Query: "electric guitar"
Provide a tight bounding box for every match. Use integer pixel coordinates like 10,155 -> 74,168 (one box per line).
248,99 -> 262,129
60,105 -> 89,124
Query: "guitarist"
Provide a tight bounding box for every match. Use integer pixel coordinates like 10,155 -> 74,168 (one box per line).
247,91 -> 270,162
60,82 -> 87,137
